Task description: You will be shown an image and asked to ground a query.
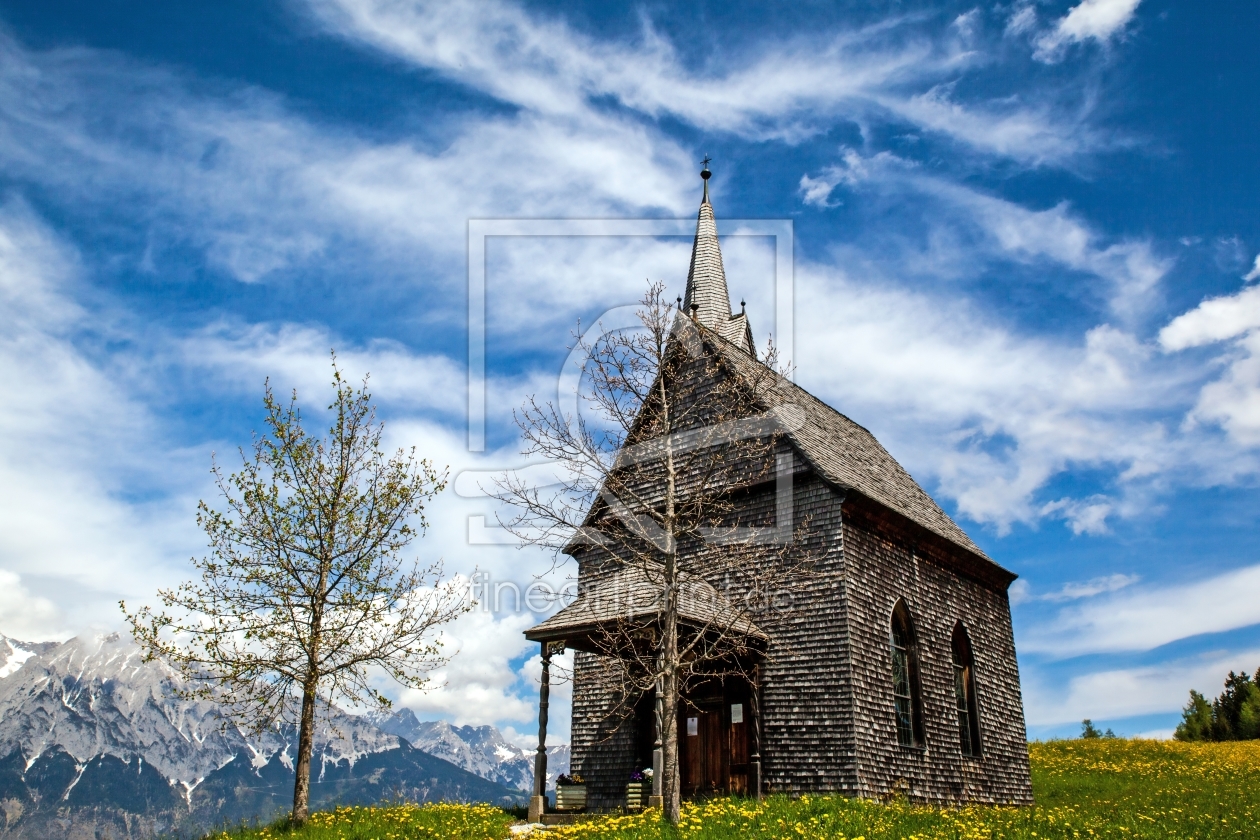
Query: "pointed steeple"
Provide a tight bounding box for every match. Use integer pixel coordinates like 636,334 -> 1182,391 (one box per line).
682,162 -> 754,354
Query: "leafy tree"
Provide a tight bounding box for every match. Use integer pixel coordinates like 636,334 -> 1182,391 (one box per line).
1080,719 -> 1102,739
124,363 -> 469,825
1174,690 -> 1213,742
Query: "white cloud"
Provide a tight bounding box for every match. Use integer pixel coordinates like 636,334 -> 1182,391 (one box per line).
1005,4 -> 1039,37
877,86 -> 1106,166
0,30 -> 694,289
1160,284 -> 1260,351
0,571 -> 63,642
1132,728 -> 1174,740
1185,331 -> 1260,445
185,322 -> 467,416
1039,496 -> 1116,535
1035,0 -> 1143,62
397,602 -> 541,728
1022,564 -> 1260,657
918,181 -> 1170,322
801,152 -> 1171,321
1160,284 -> 1260,445
1024,646 -> 1260,726
799,149 -> 897,208
1046,572 -> 1140,600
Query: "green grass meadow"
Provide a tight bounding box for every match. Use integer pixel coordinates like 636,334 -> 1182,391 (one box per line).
207,739 -> 1260,839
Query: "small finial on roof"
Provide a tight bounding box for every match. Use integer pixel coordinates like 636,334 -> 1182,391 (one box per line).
700,155 -> 712,202
741,299 -> 746,313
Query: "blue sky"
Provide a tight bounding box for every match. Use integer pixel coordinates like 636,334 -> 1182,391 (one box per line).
0,0 -> 1257,745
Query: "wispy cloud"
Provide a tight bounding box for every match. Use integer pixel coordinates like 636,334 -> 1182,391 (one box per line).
793,257 -> 1206,532
801,149 -> 1171,321
0,31 -> 693,288
1024,646 -> 1260,726
1013,573 -> 1140,605
1245,255 -> 1260,283
185,322 -> 467,416
1022,564 -> 1260,657
306,0 -> 1110,166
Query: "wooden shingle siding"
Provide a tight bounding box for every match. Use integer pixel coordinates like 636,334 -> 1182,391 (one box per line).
756,473 -> 859,794
570,650 -> 640,810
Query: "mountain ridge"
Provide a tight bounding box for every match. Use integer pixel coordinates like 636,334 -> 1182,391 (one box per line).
373,708 -> 570,793
0,633 -> 548,838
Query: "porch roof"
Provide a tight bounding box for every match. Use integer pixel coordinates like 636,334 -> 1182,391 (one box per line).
524,563 -> 767,651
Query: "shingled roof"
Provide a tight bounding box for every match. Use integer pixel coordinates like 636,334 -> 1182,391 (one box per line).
525,563 -> 767,649
715,337 -> 991,561
679,177 -> 994,565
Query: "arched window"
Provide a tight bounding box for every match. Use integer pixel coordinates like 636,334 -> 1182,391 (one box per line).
889,601 -> 924,748
952,623 -> 982,757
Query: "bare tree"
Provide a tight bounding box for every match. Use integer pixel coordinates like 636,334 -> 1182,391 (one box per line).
124,361 -> 469,826
496,282 -> 817,823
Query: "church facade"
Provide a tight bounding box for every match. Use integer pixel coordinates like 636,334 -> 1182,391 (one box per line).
524,173 -> 1033,811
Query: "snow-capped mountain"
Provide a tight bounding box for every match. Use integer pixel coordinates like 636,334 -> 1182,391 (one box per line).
375,708 -> 571,792
0,633 -> 526,839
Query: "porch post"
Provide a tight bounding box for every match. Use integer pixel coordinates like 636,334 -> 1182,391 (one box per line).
528,642 -> 552,823
649,673 -> 664,809
750,663 -> 763,801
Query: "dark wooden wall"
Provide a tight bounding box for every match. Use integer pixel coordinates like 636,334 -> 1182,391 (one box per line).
840,496 -> 1034,804
570,649 -> 640,810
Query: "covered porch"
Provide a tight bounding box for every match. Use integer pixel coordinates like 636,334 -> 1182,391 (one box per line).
523,564 -> 767,820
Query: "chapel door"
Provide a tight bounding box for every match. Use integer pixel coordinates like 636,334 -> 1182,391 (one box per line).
680,705 -> 729,794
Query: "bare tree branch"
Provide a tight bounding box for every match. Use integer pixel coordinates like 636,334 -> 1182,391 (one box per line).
495,282 -> 820,823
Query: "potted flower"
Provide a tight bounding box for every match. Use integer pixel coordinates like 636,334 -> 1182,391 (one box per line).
554,774 -> 586,811
626,768 -> 652,809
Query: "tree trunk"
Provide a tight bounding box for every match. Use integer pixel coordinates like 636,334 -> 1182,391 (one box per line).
661,608 -> 681,823
292,680 -> 318,825
658,356 -> 683,824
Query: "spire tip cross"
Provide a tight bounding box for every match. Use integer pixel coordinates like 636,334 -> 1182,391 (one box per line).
701,155 -> 712,169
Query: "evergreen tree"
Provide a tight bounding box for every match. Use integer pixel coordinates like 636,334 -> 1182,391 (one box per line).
1080,719 -> 1102,739
1212,671 -> 1255,741
1174,690 -> 1213,741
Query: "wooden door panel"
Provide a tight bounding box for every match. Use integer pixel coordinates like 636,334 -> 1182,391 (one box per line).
703,711 -> 726,791
682,713 -> 702,793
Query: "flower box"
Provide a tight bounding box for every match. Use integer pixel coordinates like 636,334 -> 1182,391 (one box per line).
625,781 -> 649,809
555,784 -> 586,811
